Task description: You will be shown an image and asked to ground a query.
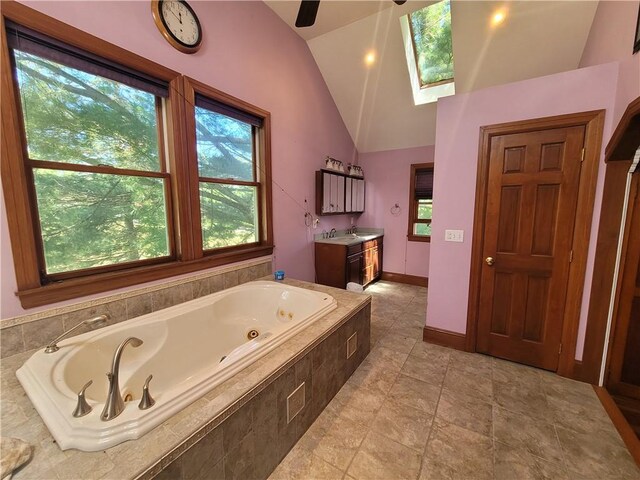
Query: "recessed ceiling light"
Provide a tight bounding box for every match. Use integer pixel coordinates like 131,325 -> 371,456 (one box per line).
491,9 -> 507,26
364,51 -> 376,66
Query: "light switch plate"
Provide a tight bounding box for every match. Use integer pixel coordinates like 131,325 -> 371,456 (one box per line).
445,229 -> 464,242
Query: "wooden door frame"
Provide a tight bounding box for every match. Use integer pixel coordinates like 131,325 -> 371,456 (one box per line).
605,172 -> 640,397
466,110 -> 605,378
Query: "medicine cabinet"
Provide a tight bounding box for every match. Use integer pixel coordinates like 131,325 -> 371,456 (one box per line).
315,169 -> 365,215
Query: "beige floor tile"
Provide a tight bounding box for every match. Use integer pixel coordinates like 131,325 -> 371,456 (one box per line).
435,387 -> 493,437
370,399 -> 433,452
347,360 -> 400,395
269,444 -> 344,480
388,374 -> 441,415
448,350 -> 493,378
420,419 -> 493,480
362,345 -> 409,372
298,409 -> 369,471
409,341 -> 451,362
389,322 -> 424,340
493,406 -> 563,464
327,382 -> 387,426
493,381 -> 551,421
492,357 -> 542,388
347,431 -> 422,480
401,354 -> 447,386
494,441 -> 568,480
443,367 -> 492,403
556,426 -> 640,479
374,333 -> 417,355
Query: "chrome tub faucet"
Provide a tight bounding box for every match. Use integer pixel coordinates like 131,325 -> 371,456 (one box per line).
101,337 -> 143,421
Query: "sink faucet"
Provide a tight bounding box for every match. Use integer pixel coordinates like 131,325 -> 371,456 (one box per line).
329,228 -> 337,238
101,337 -> 143,421
350,225 -> 358,235
44,315 -> 108,353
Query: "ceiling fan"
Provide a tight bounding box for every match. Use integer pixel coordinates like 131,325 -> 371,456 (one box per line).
295,0 -> 408,28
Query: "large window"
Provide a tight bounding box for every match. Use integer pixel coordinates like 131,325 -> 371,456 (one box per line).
1,4 -> 273,308
9,33 -> 173,278
408,163 -> 434,242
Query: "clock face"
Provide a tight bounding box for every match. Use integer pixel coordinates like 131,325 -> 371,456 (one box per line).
153,0 -> 202,53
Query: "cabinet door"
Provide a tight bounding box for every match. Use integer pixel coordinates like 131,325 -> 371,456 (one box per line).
347,253 -> 362,285
336,176 -> 345,213
345,178 -> 352,212
353,179 -> 365,212
330,174 -> 339,213
322,173 -> 331,213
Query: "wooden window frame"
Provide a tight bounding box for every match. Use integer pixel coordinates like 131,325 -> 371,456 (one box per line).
182,76 -> 273,259
407,162 -> 434,243
0,2 -> 273,309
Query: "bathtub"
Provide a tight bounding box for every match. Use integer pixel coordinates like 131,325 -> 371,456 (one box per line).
16,280 -> 336,452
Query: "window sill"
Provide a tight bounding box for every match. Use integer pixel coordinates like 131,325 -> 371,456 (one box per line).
408,235 -> 431,243
16,245 -> 274,309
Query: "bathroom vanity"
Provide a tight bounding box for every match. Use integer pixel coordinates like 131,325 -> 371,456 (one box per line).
315,231 -> 383,289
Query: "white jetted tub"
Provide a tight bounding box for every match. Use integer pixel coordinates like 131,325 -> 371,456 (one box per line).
17,280 -> 336,451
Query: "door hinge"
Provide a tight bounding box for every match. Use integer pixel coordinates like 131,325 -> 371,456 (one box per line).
569,250 -> 574,263
580,148 -> 585,162
559,343 -> 563,354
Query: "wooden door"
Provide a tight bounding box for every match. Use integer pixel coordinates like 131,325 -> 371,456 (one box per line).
476,126 -> 586,370
607,173 -> 640,400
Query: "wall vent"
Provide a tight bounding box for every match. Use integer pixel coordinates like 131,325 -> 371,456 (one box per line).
347,332 -> 358,359
286,382 -> 305,424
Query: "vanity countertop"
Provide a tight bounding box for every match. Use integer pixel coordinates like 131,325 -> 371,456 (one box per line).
314,228 -> 383,246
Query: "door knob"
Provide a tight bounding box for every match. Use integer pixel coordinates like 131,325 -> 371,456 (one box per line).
485,256 -> 495,266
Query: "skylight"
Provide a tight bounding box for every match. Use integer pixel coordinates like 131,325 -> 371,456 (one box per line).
409,0 -> 454,87
400,0 -> 455,105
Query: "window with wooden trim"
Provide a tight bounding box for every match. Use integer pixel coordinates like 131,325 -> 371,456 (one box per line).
7,21 -> 174,279
194,93 -> 261,250
1,3 -> 273,308
408,163 -> 434,242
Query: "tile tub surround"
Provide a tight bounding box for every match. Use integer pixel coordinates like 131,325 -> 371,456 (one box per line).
271,281 -> 640,480
0,259 -> 273,359
0,279 -> 370,480
152,301 -> 370,480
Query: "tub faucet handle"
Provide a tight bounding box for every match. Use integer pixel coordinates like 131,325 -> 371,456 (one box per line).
72,380 -> 93,418
138,375 -> 155,410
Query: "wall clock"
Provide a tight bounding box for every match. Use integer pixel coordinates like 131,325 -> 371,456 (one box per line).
151,0 -> 202,54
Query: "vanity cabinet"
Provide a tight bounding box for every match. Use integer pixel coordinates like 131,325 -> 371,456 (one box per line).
316,170 -> 365,215
315,236 -> 383,289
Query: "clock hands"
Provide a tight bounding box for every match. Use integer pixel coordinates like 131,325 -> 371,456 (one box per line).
166,6 -> 183,25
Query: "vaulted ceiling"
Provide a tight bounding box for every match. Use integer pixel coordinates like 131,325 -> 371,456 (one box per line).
264,1 -> 599,153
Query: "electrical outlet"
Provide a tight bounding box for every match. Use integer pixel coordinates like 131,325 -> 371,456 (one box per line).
444,229 -> 464,242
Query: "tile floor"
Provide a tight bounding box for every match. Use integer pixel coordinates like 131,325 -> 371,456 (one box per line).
269,281 -> 640,480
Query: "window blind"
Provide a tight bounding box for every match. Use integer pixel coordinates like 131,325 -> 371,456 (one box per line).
195,93 -> 263,128
414,167 -> 434,199
5,21 -> 169,98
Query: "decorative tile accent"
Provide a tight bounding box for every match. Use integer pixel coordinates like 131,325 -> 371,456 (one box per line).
149,303 -> 371,480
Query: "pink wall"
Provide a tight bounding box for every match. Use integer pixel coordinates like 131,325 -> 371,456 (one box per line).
358,146 -> 434,278
426,63 -> 619,362
579,0 -> 640,127
0,1 -> 357,318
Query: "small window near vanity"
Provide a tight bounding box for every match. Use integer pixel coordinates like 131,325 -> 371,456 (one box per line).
408,163 -> 433,242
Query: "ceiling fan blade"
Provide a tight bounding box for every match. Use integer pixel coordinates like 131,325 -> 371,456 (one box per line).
393,0 -> 407,4
295,0 -> 320,28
